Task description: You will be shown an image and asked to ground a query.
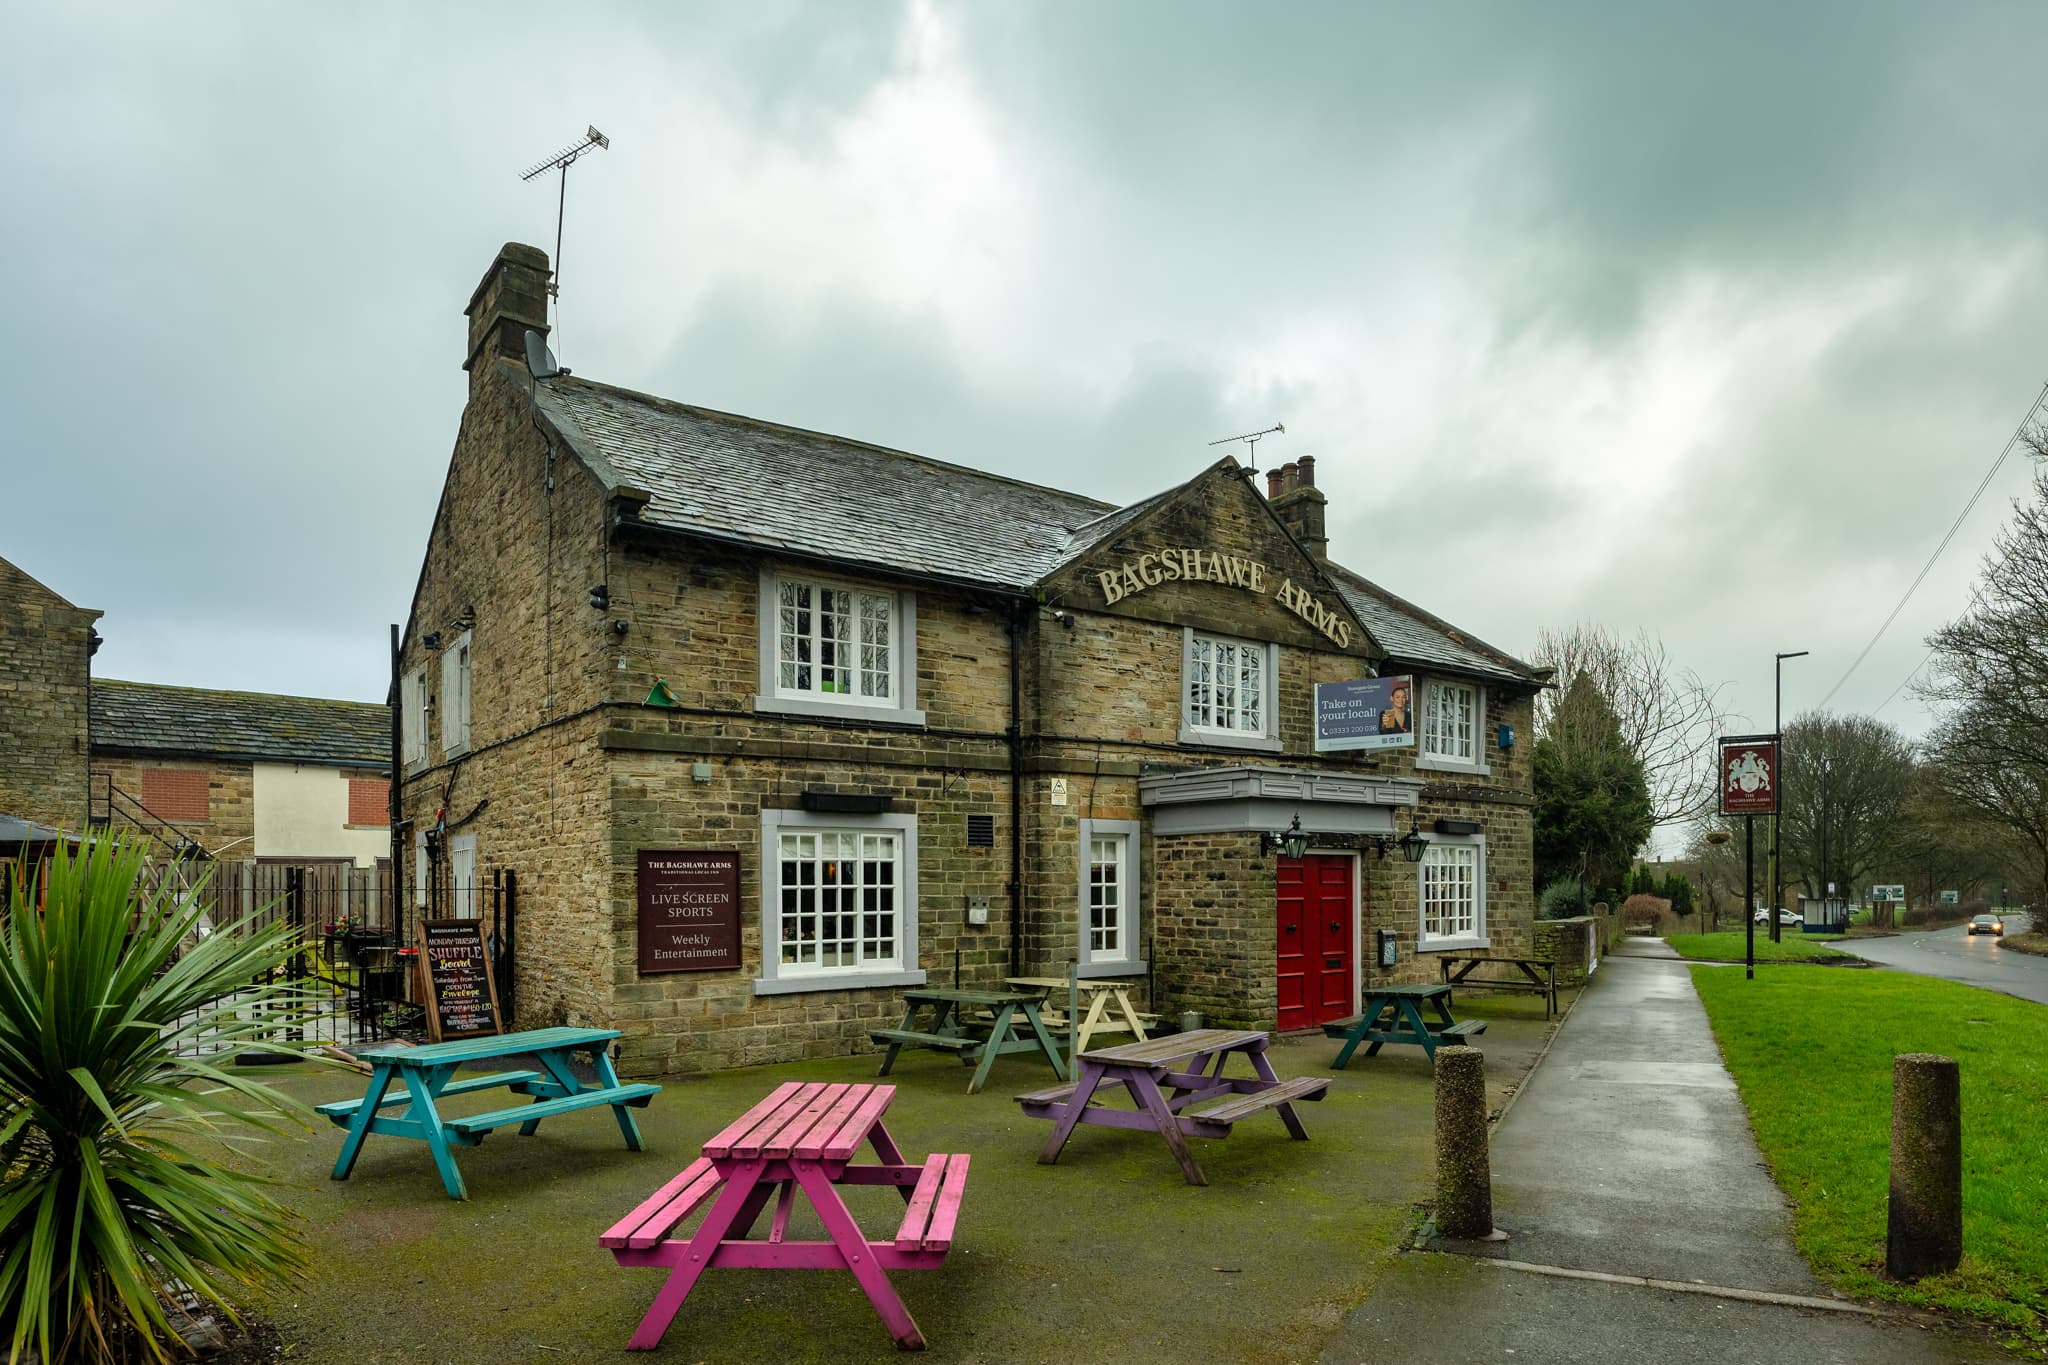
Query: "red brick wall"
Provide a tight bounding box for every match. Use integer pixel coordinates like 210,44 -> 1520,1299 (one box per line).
348,778 -> 390,827
139,768 -> 209,822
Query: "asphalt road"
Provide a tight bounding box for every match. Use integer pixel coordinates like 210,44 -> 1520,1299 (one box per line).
1831,913 -> 2048,1006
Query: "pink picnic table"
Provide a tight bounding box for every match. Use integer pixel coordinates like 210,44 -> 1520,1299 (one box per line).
602,1080 -> 969,1352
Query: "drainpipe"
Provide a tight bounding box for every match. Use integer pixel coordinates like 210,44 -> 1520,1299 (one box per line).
1007,604 -> 1026,976
388,623 -> 403,943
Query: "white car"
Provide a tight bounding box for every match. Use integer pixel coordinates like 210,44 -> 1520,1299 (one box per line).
1752,909 -> 1802,926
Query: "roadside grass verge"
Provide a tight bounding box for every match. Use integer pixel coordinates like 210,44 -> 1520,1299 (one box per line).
1665,931 -> 1850,963
2000,931 -> 2048,959
1692,966 -> 2048,1343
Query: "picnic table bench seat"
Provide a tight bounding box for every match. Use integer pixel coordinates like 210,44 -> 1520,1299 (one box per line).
314,1069 -> 543,1121
895,1152 -> 971,1252
868,1027 -> 979,1053
443,1083 -> 661,1139
1191,1076 -> 1331,1127
1321,1016 -> 1487,1042
1437,954 -> 1560,1017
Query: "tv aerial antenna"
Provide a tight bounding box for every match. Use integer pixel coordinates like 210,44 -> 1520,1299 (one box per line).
1208,422 -> 1285,476
521,125 -> 611,330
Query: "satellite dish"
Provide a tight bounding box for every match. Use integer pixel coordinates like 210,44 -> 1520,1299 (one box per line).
524,329 -> 560,380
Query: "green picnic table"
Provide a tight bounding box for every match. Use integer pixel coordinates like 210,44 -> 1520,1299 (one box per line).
317,1026 -> 660,1199
1323,982 -> 1488,1067
871,988 -> 1068,1094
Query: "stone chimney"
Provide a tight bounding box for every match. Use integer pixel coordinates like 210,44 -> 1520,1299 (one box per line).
1266,454 -> 1328,560
464,243 -> 551,391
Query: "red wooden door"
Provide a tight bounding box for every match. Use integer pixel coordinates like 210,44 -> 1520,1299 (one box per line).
1276,855 -> 1355,1031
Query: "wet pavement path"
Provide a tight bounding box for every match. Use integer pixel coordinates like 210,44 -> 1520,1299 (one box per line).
1321,941 -> 2006,1363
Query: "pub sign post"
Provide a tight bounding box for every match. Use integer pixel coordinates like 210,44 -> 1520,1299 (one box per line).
1719,735 -> 1780,980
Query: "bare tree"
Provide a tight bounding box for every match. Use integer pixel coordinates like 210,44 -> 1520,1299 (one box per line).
1533,624 -> 1729,826
1921,463 -> 2048,901
1775,711 -> 1917,903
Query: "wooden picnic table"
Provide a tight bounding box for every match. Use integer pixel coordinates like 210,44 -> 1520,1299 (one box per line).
1322,982 -> 1487,1068
603,1081 -> 969,1351
1005,975 -> 1154,1054
1437,953 -> 1558,1017
1015,1028 -> 1330,1185
318,1026 -> 660,1200
871,987 -> 1068,1094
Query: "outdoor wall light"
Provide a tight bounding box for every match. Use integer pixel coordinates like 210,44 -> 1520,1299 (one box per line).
1367,813 -> 1430,864
1261,815 -> 1312,860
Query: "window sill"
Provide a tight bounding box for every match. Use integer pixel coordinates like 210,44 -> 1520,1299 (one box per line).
1177,724 -> 1282,753
343,823 -> 391,832
1076,959 -> 1148,979
1416,754 -> 1491,777
753,968 -> 929,997
443,741 -> 471,760
752,695 -> 928,728
1418,936 -> 1491,953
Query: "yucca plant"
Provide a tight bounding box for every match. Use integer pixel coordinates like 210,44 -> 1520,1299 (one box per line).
0,837 -> 326,1364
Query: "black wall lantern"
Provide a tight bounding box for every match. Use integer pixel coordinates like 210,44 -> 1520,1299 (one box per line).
1260,815 -> 1312,860
1369,813 -> 1431,864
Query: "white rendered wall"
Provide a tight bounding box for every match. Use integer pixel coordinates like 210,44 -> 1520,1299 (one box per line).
252,763 -> 387,866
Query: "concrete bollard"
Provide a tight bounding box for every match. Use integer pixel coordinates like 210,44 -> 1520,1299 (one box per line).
1433,1045 -> 1493,1239
1887,1053 -> 1962,1281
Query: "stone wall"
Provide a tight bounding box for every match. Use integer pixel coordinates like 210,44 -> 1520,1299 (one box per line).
90,755 -> 256,855
1532,915 -> 1600,987
0,557 -> 99,832
1152,831 -> 1276,1029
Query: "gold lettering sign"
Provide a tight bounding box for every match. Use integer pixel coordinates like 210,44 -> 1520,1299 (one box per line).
1093,547 -> 1353,649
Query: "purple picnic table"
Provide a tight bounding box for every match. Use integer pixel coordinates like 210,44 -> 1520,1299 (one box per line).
602,1080 -> 970,1351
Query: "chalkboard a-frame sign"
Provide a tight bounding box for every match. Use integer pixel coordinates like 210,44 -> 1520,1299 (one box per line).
416,918 -> 504,1043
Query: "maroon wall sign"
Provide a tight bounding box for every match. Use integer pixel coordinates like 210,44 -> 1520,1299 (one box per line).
1718,737 -> 1780,816
637,849 -> 742,974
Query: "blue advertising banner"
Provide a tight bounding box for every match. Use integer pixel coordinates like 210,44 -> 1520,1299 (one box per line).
1314,676 -> 1415,752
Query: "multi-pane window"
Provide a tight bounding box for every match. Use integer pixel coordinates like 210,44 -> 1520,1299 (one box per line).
401,668 -> 428,767
441,632 -> 472,754
1088,836 -> 1125,956
1187,633 -> 1265,734
1423,680 -> 1479,765
1421,841 -> 1484,943
777,830 -> 902,973
777,577 -> 895,703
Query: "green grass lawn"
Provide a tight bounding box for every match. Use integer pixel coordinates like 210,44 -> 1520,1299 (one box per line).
1665,930 -> 1850,963
1692,966 -> 2048,1342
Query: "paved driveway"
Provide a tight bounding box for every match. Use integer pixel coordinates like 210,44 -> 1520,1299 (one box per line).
1832,913 -> 2048,1006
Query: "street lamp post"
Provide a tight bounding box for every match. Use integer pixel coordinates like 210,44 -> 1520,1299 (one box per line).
1773,651 -> 1809,944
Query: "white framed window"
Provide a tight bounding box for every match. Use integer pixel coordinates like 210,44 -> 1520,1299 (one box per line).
441,631 -> 472,756
1419,679 -> 1488,774
449,832 -> 478,919
1419,835 -> 1488,949
754,568 -> 925,726
1078,819 -> 1144,973
401,667 -> 429,769
755,808 -> 926,996
1180,629 -> 1281,752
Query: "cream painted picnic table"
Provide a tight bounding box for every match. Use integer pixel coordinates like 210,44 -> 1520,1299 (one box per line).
1004,975 -> 1153,1054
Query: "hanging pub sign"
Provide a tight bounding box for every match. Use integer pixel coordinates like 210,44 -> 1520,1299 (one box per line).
637,849 -> 742,974
1313,676 -> 1416,752
1718,735 -> 1780,816
416,918 -> 503,1042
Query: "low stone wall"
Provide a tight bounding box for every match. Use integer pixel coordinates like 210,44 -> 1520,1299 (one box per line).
1533,914 -> 1599,987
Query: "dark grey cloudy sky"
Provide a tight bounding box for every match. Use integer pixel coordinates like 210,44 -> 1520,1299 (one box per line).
7,1 -> 2046,763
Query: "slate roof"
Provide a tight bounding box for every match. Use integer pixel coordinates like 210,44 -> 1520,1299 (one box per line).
535,375 -> 1544,688
91,680 -> 390,767
0,814 -> 75,847
1326,565 -> 1542,686
535,379 -> 1116,589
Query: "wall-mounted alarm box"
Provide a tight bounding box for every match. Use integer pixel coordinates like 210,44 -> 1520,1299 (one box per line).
1497,723 -> 1515,750
966,896 -> 990,927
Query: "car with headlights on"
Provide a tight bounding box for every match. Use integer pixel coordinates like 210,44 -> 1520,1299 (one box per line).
1968,913 -> 2004,937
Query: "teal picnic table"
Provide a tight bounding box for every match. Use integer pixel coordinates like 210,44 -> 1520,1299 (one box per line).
1323,982 -> 1488,1067
870,988 -> 1068,1094
318,1026 -> 661,1200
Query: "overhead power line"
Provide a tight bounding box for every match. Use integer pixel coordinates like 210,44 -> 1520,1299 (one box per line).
1818,378 -> 2048,710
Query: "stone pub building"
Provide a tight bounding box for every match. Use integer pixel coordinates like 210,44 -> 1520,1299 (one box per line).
397,244 -> 1546,1078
